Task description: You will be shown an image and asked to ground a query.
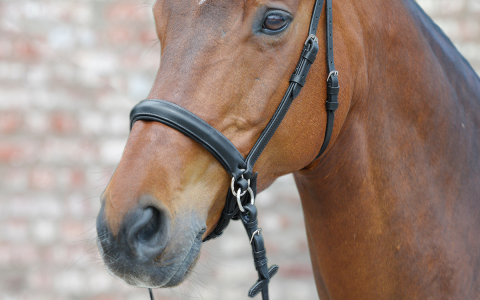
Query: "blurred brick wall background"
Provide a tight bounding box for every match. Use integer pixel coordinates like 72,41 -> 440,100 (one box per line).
0,0 -> 479,299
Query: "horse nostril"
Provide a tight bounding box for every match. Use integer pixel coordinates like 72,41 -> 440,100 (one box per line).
137,207 -> 160,242
126,206 -> 170,259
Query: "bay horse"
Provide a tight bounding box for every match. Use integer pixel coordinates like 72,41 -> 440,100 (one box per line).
96,0 -> 480,299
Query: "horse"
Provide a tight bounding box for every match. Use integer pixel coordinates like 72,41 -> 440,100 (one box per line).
96,0 -> 480,298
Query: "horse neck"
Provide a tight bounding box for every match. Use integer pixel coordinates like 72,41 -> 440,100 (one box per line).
295,0 -> 480,251
299,0 -> 480,201
294,1 -> 480,297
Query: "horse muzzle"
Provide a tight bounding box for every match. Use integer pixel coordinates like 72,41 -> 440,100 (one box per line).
96,198 -> 205,288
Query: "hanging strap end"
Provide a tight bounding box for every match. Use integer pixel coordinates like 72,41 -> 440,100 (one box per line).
248,265 -> 280,298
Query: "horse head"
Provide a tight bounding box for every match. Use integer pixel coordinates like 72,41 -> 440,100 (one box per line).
96,0 -> 349,289
96,0 -> 480,297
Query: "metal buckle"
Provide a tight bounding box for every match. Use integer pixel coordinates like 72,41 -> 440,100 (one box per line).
305,34 -> 319,45
249,229 -> 262,244
327,71 -> 339,82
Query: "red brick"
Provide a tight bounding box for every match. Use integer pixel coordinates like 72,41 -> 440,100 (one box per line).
0,111 -> 23,134
9,243 -> 40,266
0,244 -> 12,266
0,141 -> 36,164
279,214 -> 291,229
139,29 -> 158,45
0,144 -> 22,162
50,112 -> 77,134
12,39 -> 40,60
70,169 -> 85,188
30,168 -> 56,190
27,270 -> 54,291
40,138 -> 97,164
107,27 -> 133,44
55,168 -> 85,190
60,220 -> 86,242
106,2 -> 150,22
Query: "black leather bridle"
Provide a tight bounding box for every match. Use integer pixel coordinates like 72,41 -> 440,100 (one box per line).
130,0 -> 338,299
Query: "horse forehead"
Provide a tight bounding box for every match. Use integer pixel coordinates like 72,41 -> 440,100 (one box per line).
155,0 -> 302,20
156,0 -> 243,16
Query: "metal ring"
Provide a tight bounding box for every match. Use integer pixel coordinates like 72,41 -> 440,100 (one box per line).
249,229 -> 262,244
236,189 -> 245,212
236,187 -> 255,213
231,176 -> 250,197
305,34 -> 319,45
327,70 -> 339,82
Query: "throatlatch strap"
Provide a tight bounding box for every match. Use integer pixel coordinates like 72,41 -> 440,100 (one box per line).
316,0 -> 339,159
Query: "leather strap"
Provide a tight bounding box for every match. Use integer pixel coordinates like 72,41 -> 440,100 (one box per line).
326,0 -> 336,73
203,174 -> 258,242
240,204 -> 279,300
316,0 -> 339,159
243,0 -> 324,178
130,99 -> 247,180
309,0 -> 325,35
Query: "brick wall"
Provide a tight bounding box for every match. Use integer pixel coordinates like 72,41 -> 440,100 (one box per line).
0,1 -> 479,299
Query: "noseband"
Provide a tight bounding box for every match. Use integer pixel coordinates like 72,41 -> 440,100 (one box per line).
129,0 -> 338,299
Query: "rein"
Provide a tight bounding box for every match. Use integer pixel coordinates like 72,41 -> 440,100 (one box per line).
129,0 -> 338,298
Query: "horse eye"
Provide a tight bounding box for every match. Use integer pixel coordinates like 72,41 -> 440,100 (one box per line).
262,12 -> 290,33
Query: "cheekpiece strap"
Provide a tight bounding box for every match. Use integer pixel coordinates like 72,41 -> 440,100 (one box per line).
243,0 -> 325,178
309,0 -> 325,36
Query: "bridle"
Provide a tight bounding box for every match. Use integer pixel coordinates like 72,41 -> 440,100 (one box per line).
129,0 -> 338,299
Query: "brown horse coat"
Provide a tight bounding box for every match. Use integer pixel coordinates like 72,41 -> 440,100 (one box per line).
97,0 -> 480,298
